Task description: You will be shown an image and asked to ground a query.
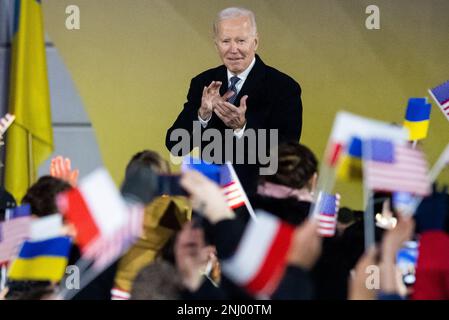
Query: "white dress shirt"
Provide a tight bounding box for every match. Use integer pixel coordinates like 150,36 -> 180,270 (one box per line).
198,57 -> 256,138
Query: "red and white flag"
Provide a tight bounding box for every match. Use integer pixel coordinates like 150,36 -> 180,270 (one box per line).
221,211 -> 294,297
57,168 -> 130,252
83,203 -> 144,270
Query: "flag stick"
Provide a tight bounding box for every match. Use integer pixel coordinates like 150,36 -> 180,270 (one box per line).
60,263 -> 104,300
412,140 -> 418,149
227,162 -> 257,221
362,139 -> 376,250
428,142 -> 449,183
363,189 -> 376,250
0,266 -> 6,291
27,131 -> 34,186
57,257 -> 92,299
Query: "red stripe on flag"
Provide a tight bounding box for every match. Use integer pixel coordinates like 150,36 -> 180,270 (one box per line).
63,189 -> 100,250
327,143 -> 343,167
245,222 -> 294,295
230,201 -> 245,209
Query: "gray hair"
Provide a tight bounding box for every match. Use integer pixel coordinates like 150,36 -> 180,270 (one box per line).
213,7 -> 257,37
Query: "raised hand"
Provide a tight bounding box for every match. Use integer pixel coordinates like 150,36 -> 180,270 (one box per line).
180,170 -> 235,223
287,218 -> 322,270
50,156 -> 79,187
214,95 -> 248,130
199,81 -> 223,121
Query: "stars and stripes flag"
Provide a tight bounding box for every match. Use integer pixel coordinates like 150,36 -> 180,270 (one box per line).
220,162 -> 257,220
0,205 -> 32,265
221,210 -> 294,297
315,193 -> 338,237
363,139 -> 431,196
429,80 -> 449,121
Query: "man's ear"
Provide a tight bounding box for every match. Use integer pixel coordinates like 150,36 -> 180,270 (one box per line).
254,34 -> 259,51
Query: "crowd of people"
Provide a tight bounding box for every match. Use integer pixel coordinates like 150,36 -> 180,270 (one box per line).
0,6 -> 448,301
0,140 -> 447,300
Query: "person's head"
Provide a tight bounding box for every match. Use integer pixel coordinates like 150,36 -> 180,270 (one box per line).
131,259 -> 182,300
125,150 -> 170,178
261,142 -> 318,191
21,176 -> 72,218
0,187 -> 16,221
213,7 -> 259,75
4,281 -> 55,300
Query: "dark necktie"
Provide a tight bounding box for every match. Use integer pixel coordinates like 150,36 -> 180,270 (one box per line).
227,76 -> 241,105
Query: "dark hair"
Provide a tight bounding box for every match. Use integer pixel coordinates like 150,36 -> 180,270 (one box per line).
0,187 -> 17,221
261,142 -> 318,189
131,259 -> 182,300
125,150 -> 170,178
5,281 -> 54,300
21,176 -> 72,217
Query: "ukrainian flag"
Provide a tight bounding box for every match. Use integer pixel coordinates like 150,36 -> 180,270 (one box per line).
403,98 -> 431,141
5,0 -> 54,202
336,136 -> 363,181
8,237 -> 71,282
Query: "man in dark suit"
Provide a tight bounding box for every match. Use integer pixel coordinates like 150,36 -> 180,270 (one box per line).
166,7 -> 302,194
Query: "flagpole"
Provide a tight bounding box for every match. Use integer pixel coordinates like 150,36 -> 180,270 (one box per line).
0,265 -> 6,291
27,130 -> 34,186
362,139 -> 375,251
428,142 -> 449,183
363,190 -> 375,251
0,209 -> 13,291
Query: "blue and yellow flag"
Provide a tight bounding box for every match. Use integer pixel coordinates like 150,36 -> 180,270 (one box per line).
5,0 -> 53,202
403,98 -> 431,141
8,237 -> 71,282
336,136 -> 363,181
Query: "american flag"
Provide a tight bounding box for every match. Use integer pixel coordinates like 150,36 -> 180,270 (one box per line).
429,80 -> 449,121
364,139 -> 431,196
220,163 -> 246,210
316,193 -> 338,237
219,163 -> 257,220
0,216 -> 31,264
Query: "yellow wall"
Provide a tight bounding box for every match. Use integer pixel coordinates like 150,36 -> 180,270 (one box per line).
42,0 -> 449,209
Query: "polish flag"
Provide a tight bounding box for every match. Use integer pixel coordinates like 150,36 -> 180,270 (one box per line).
221,211 -> 294,297
57,168 -> 129,251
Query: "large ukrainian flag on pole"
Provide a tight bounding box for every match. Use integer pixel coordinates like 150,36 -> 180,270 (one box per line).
5,0 -> 53,202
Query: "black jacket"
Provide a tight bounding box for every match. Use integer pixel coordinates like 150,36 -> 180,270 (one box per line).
165,55 -> 302,193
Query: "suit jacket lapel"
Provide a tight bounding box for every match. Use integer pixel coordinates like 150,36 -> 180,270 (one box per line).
214,66 -> 229,96
234,55 -> 266,107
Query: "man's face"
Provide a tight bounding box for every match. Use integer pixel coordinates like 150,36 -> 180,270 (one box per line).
215,16 -> 258,75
